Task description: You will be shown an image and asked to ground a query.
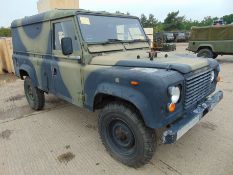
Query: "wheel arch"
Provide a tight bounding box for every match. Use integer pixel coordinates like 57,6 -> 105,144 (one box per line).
19,64 -> 38,87
90,84 -> 156,128
197,45 -> 214,52
94,93 -> 143,114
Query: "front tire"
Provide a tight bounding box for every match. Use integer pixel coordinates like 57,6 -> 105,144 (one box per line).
98,102 -> 156,167
197,48 -> 214,58
213,53 -> 218,59
24,76 -> 45,110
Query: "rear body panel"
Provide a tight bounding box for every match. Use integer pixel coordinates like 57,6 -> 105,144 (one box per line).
188,25 -> 233,55
188,40 -> 233,54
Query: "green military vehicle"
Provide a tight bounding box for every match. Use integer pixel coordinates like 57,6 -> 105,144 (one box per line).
187,25 -> 233,58
11,9 -> 223,167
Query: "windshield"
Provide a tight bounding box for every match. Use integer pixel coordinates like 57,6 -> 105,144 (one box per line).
165,33 -> 174,37
178,33 -> 185,36
77,15 -> 147,43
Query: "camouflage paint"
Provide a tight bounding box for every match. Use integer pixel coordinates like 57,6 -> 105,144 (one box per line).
11,9 -> 220,128
89,51 -> 210,74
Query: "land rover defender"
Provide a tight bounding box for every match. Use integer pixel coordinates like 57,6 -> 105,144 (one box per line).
187,25 -> 233,58
11,9 -> 223,167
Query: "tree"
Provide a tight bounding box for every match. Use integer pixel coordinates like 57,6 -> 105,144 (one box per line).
140,11 -> 233,33
115,11 -> 130,15
223,14 -> 233,24
140,14 -> 148,27
199,16 -> 218,26
163,11 -> 185,31
181,19 -> 203,30
154,22 -> 164,32
116,11 -> 122,14
0,27 -> 11,37
147,14 -> 158,28
140,14 -> 158,28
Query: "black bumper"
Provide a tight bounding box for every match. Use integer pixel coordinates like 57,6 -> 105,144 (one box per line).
162,90 -> 223,144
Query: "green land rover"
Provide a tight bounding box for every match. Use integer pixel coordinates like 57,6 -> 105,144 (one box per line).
187,25 -> 233,58
11,9 -> 223,167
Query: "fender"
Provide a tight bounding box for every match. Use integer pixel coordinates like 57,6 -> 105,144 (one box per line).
198,44 -> 214,52
90,83 -> 156,128
19,64 -> 38,87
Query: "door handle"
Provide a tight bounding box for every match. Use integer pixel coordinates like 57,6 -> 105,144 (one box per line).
52,67 -> 57,76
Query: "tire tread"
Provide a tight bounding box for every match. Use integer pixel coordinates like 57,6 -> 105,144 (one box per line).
24,76 -> 45,111
98,101 -> 156,167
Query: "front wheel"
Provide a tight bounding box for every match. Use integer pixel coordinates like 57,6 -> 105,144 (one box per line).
197,48 -> 214,58
24,76 -> 45,110
98,102 -> 156,167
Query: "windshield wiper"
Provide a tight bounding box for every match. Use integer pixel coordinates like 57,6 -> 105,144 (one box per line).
86,39 -> 147,45
86,39 -> 123,45
95,39 -> 124,45
106,39 -> 124,43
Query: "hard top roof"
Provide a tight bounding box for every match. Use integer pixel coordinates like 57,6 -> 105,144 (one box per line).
191,24 -> 233,30
11,9 -> 138,28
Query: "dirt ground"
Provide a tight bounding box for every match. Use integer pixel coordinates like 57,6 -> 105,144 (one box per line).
0,43 -> 233,175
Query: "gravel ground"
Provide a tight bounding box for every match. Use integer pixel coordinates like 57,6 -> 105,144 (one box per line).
0,43 -> 233,175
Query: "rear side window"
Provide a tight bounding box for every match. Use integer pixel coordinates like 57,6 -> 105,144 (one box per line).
53,20 -> 79,51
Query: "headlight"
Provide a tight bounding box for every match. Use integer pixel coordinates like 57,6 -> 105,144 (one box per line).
211,71 -> 215,82
168,86 -> 181,104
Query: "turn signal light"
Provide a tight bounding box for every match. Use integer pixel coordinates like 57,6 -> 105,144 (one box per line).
130,81 -> 140,86
168,103 -> 176,113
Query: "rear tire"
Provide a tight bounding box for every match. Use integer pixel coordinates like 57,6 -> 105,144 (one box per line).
98,102 -> 156,167
197,48 -> 214,58
24,76 -> 45,110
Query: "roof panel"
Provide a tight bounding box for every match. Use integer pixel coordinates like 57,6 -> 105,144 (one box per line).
11,9 -> 137,28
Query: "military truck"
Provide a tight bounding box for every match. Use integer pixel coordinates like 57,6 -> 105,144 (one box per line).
11,9 -> 223,167
153,33 -> 176,51
187,25 -> 233,58
163,32 -> 175,42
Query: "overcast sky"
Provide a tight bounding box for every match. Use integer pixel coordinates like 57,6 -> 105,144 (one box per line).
0,0 -> 232,27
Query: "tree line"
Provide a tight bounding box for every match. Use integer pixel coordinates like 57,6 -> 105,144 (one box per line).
0,27 -> 11,37
140,11 -> 233,32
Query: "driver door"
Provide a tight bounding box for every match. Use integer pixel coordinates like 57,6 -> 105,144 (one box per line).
51,18 -> 84,107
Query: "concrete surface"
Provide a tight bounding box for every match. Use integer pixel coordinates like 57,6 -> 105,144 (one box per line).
0,43 -> 233,175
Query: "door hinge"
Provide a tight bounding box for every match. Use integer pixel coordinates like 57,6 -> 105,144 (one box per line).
78,93 -> 85,102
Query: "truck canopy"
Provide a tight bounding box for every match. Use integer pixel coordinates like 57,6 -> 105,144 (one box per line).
190,24 -> 233,41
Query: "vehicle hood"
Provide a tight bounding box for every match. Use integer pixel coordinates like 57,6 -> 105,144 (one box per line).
90,50 -> 216,74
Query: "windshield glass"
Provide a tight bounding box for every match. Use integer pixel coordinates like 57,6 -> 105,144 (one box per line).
77,15 -> 147,43
178,33 -> 185,36
165,33 -> 174,37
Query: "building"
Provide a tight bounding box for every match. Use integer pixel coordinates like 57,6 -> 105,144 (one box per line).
37,0 -> 79,13
144,28 -> 154,48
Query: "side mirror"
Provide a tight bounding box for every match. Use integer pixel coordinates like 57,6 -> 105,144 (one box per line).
61,37 -> 73,55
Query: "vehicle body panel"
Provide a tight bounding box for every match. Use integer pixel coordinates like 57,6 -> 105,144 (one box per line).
188,40 -> 233,54
188,25 -> 233,55
11,9 -> 222,130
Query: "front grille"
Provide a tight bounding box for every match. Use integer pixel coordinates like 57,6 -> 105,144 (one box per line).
184,69 -> 212,110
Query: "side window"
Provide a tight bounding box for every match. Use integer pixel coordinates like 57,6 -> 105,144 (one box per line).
53,20 -> 79,51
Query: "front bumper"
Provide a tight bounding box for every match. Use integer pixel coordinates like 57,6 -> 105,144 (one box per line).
162,90 -> 223,144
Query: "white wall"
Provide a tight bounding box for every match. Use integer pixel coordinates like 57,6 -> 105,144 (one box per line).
144,28 -> 153,47
37,0 -> 79,13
